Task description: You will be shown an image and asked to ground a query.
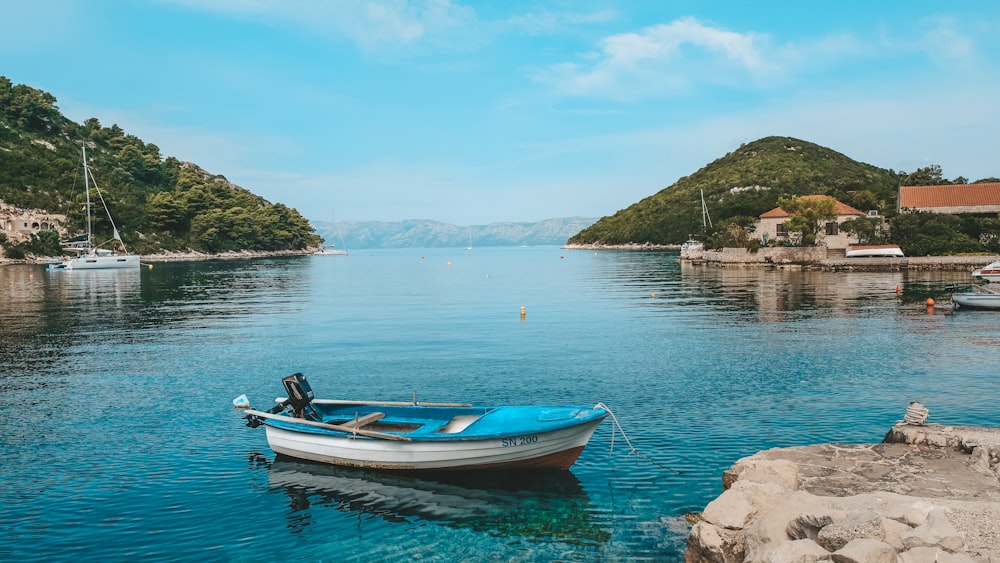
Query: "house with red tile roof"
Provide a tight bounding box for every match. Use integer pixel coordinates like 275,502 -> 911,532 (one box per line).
752,195 -> 870,249
898,183 -> 1000,215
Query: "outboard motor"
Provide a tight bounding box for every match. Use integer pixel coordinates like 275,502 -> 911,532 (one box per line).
281,372 -> 318,419
245,372 -> 320,428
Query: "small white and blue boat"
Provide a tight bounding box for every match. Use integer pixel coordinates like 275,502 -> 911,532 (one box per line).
243,374 -> 609,471
952,284 -> 1000,310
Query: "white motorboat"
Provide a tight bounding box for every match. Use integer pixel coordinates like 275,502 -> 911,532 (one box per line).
971,261 -> 1000,282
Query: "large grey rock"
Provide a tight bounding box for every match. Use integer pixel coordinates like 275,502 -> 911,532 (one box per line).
743,491 -> 835,562
686,521 -> 744,563
766,538 -> 831,563
830,538 -> 897,563
898,546 -> 979,563
703,480 -> 790,530
901,508 -> 965,552
816,511 -> 884,551
786,510 -> 839,541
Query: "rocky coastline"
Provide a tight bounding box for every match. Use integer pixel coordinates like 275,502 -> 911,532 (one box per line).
686,412 -> 1000,562
0,248 -> 317,266
563,244 -> 999,273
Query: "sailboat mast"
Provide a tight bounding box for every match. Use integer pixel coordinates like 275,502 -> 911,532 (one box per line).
82,145 -> 92,247
700,189 -> 712,230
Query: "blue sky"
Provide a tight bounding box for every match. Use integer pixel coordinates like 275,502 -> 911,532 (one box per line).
4,1 -> 1000,224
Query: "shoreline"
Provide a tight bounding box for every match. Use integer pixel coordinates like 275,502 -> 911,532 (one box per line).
0,248 -> 316,266
563,244 -> 999,273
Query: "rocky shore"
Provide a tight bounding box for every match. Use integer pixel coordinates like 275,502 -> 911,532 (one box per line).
0,248 -> 316,266
686,414 -> 1000,562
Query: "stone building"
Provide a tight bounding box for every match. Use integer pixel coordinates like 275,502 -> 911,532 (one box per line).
0,201 -> 66,243
751,195 -> 871,250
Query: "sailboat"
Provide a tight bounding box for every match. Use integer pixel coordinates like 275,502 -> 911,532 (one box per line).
47,145 -> 140,270
681,190 -> 712,253
314,214 -> 349,256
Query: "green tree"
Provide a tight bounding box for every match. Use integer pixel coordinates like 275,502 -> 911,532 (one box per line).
840,217 -> 887,245
890,212 -> 984,255
777,196 -> 837,246
709,215 -> 756,249
902,165 -> 947,186
843,190 -> 881,215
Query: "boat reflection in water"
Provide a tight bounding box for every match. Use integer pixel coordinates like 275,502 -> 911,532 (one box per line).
265,456 -> 610,542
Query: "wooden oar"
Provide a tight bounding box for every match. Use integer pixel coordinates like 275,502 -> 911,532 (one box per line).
245,409 -> 412,441
274,397 -> 473,408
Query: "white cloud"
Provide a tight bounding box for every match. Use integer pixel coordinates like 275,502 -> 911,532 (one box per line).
533,16 -> 884,100
536,17 -> 776,99
919,17 -> 975,65
505,9 -> 618,35
160,0 -> 478,50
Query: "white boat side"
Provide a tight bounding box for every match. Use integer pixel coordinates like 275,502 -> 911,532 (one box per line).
263,416 -> 605,470
952,292 -> 1000,309
845,245 -> 904,258
54,253 -> 141,270
971,261 -> 1000,282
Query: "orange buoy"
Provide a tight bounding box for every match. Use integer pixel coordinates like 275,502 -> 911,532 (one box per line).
895,286 -> 901,295
926,298 -> 935,306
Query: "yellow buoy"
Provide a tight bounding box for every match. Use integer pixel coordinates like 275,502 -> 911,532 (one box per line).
519,306 -> 526,320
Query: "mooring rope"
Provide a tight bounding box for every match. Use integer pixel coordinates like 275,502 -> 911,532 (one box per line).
595,402 -> 684,474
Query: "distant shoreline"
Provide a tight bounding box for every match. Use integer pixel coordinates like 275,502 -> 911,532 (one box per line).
562,243 -> 678,251
0,248 -> 315,266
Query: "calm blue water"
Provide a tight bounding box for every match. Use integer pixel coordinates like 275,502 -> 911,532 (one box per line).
2,248 -> 999,561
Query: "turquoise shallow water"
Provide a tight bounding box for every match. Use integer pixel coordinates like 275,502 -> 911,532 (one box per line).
2,248 -> 998,561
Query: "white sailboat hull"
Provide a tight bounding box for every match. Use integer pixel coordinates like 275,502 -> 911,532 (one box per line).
59,254 -> 141,270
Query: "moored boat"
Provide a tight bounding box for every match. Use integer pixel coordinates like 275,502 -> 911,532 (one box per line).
845,244 -> 904,258
48,145 -> 140,270
242,373 -> 609,471
952,284 -> 1000,309
314,244 -> 348,256
971,260 -> 1000,282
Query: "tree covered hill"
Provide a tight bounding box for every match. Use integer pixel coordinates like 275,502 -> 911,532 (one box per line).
0,76 -> 320,255
569,136 -> 902,246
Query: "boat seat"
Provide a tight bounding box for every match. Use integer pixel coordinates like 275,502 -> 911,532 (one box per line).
435,415 -> 482,434
335,412 -> 386,429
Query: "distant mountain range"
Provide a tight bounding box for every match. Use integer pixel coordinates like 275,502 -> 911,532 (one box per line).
312,217 -> 598,249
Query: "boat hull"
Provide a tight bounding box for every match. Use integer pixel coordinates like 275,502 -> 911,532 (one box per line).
50,254 -> 140,270
262,408 -> 607,471
952,293 -> 1000,309
845,245 -> 904,258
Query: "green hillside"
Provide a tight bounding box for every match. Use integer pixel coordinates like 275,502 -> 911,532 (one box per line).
0,76 -> 320,256
569,136 -> 901,246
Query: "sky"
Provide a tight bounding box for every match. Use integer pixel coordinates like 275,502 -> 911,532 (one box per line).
4,1 -> 1000,225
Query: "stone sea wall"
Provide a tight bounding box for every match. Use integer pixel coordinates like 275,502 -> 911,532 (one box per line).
686,422 -> 1000,562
